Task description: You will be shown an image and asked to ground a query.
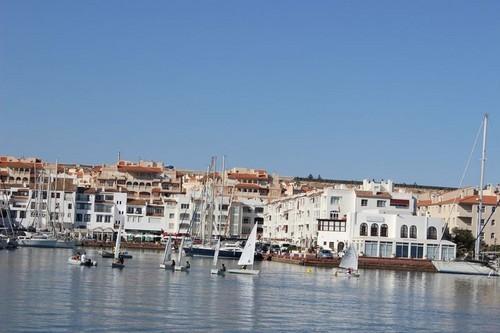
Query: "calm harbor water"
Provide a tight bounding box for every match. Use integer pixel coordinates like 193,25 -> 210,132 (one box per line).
1,248 -> 499,332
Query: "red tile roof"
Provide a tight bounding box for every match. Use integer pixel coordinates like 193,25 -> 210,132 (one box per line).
228,173 -> 268,180
117,165 -> 162,173
355,190 -> 392,199
420,195 -> 499,207
235,183 -> 263,189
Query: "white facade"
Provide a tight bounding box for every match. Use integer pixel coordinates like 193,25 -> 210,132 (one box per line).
264,180 -> 456,260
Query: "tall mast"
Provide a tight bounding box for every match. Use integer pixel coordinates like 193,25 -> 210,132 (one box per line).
475,113 -> 488,260
219,155 -> 225,236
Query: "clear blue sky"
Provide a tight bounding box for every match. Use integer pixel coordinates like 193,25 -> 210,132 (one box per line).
1,1 -> 499,187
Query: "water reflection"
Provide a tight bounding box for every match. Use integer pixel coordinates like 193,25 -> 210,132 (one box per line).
0,249 -> 499,332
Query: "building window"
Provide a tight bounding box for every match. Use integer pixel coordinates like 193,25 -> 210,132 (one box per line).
169,213 -> 175,219
410,225 -> 417,239
410,243 -> 424,258
380,241 -> 392,257
181,204 -> 189,209
364,241 -> 378,257
441,245 -> 455,261
360,223 -> 368,236
426,244 -> 439,259
84,214 -> 91,222
491,233 -> 495,239
396,242 -> 409,258
76,214 -> 82,222
97,215 -> 103,222
377,200 -> 386,207
330,196 -> 340,205
427,227 -> 437,240
380,224 -> 388,237
492,220 -> 495,226
361,199 -> 368,207
104,215 -> 111,223
20,211 -> 26,219
330,211 -> 339,219
180,213 -> 190,220
370,223 -> 379,236
400,225 -> 408,238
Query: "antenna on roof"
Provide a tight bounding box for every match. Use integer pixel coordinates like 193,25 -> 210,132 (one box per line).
118,151 -> 121,162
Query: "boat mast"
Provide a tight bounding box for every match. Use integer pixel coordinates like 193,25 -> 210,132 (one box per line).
219,155 -> 225,238
475,113 -> 488,261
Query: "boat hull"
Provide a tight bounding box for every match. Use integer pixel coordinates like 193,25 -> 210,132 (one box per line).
432,260 -> 499,276
174,266 -> 189,272
184,247 -> 263,261
160,263 -> 174,269
18,238 -> 58,248
18,238 -> 75,249
68,258 -> 97,266
210,268 -> 225,275
100,251 -> 133,259
227,269 -> 259,275
111,262 -> 125,269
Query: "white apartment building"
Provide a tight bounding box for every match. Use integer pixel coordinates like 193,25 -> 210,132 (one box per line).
0,176 -> 77,232
264,180 -> 456,260
79,189 -> 127,241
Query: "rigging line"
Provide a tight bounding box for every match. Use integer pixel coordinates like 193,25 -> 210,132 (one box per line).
439,118 -> 484,244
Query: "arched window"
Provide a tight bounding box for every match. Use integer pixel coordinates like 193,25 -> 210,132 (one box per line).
337,242 -> 345,252
400,225 -> 408,238
370,223 -> 379,236
380,224 -> 388,237
410,225 -> 417,239
427,226 -> 437,240
360,223 -> 368,236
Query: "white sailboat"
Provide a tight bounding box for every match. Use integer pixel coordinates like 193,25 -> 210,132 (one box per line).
111,217 -> 125,269
174,236 -> 190,272
160,236 -> 174,269
210,238 -> 225,275
335,245 -> 360,277
227,223 -> 259,275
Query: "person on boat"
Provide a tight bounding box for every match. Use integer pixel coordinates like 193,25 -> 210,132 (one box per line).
118,254 -> 124,265
347,268 -> 352,275
242,265 -> 247,270
221,263 -> 226,272
80,252 -> 87,264
171,259 -> 176,269
186,261 -> 190,269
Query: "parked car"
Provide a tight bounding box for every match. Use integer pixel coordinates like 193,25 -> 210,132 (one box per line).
318,249 -> 334,259
270,244 -> 281,254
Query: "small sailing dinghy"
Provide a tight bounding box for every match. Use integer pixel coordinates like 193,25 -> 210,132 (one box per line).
174,236 -> 190,272
210,238 -> 225,275
111,217 -> 125,269
334,245 -> 360,277
160,236 -> 174,269
228,223 -> 259,275
68,253 -> 97,267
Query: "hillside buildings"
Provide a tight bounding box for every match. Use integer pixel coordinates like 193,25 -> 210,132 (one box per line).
418,186 -> 500,247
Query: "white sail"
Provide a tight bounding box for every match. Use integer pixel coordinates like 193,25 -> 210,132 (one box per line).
339,245 -> 358,271
114,218 -> 123,260
162,236 -> 173,265
213,238 -> 221,266
237,223 -> 258,266
177,236 -> 185,265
